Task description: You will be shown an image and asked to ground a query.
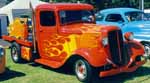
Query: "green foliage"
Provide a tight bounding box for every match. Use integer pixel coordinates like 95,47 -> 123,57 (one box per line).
145,0 -> 150,9
6,0 -> 150,10
39,0 -> 150,11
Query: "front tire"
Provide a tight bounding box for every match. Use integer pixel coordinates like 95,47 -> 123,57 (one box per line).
11,42 -> 22,63
74,59 -> 93,83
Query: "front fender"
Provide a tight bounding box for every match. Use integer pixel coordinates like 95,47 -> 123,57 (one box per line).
125,40 -> 145,59
73,48 -> 108,67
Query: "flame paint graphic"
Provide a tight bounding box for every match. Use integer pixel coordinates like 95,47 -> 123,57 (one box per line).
43,34 -> 70,61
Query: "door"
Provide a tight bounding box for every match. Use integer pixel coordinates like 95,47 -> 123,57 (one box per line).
37,10 -> 68,62
37,10 -> 57,59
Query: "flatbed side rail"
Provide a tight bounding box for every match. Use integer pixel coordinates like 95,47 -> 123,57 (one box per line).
2,35 -> 32,47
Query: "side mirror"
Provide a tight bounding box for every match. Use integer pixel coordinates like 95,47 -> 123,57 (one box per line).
124,32 -> 134,41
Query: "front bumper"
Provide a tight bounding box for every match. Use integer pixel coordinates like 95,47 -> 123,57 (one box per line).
99,60 -> 146,77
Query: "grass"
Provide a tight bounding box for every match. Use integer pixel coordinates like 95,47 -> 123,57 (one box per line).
0,49 -> 150,83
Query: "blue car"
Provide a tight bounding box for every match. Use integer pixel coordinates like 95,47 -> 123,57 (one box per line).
96,8 -> 150,57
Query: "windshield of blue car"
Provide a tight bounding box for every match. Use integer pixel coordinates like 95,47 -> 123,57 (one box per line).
125,11 -> 149,22
59,10 -> 95,25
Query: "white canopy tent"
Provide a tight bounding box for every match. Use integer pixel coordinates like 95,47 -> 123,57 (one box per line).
0,0 -> 47,23
144,9 -> 150,13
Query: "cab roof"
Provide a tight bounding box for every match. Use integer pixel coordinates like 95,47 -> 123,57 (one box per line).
36,3 -> 93,11
99,8 -> 142,14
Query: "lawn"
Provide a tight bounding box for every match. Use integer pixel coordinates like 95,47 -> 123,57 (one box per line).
0,49 -> 150,83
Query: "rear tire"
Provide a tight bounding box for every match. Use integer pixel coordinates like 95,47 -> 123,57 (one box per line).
74,59 -> 94,83
11,42 -> 23,63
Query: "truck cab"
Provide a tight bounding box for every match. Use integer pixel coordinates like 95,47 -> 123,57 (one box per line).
2,3 -> 146,83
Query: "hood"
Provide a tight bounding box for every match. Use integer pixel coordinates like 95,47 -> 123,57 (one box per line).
123,20 -> 150,32
60,23 -> 119,34
59,23 -> 119,49
124,21 -> 150,41
126,21 -> 150,28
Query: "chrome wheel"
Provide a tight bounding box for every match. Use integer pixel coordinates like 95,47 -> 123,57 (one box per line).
75,59 -> 88,81
74,59 -> 97,83
144,44 -> 150,59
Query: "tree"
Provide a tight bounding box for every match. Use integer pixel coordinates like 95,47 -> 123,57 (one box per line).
41,0 -> 49,2
6,0 -> 13,4
40,0 -> 150,10
145,0 -> 150,9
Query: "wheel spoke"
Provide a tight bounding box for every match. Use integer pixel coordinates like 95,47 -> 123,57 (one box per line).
12,48 -> 16,54
82,65 -> 86,75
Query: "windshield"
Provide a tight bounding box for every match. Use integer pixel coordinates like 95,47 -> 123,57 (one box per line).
145,13 -> 150,20
125,11 -> 149,22
59,10 -> 95,24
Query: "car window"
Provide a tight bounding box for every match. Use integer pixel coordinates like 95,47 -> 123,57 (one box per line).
105,14 -> 124,22
95,13 -> 104,21
40,11 -> 56,26
59,10 -> 94,25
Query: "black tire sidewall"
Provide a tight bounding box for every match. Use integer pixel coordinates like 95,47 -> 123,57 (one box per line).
11,42 -> 22,63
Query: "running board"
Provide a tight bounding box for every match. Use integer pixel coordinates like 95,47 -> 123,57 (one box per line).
34,58 -> 62,69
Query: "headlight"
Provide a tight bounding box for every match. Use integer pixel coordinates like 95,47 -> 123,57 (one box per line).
0,47 -> 4,58
102,37 -> 108,46
124,32 -> 134,41
129,34 -> 134,40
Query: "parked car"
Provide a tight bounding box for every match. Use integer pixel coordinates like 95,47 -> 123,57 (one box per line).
96,8 -> 150,58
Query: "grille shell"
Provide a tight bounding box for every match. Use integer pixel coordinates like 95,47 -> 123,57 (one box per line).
108,30 -> 130,66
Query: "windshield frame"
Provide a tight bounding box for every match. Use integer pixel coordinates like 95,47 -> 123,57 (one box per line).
58,10 -> 95,25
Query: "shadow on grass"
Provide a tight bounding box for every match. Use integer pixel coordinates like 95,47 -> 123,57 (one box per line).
93,66 -> 150,83
28,62 -> 75,75
28,62 -> 150,83
28,62 -> 42,67
0,68 -> 25,81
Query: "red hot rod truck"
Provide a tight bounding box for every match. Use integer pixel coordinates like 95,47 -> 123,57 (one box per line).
2,3 -> 147,83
